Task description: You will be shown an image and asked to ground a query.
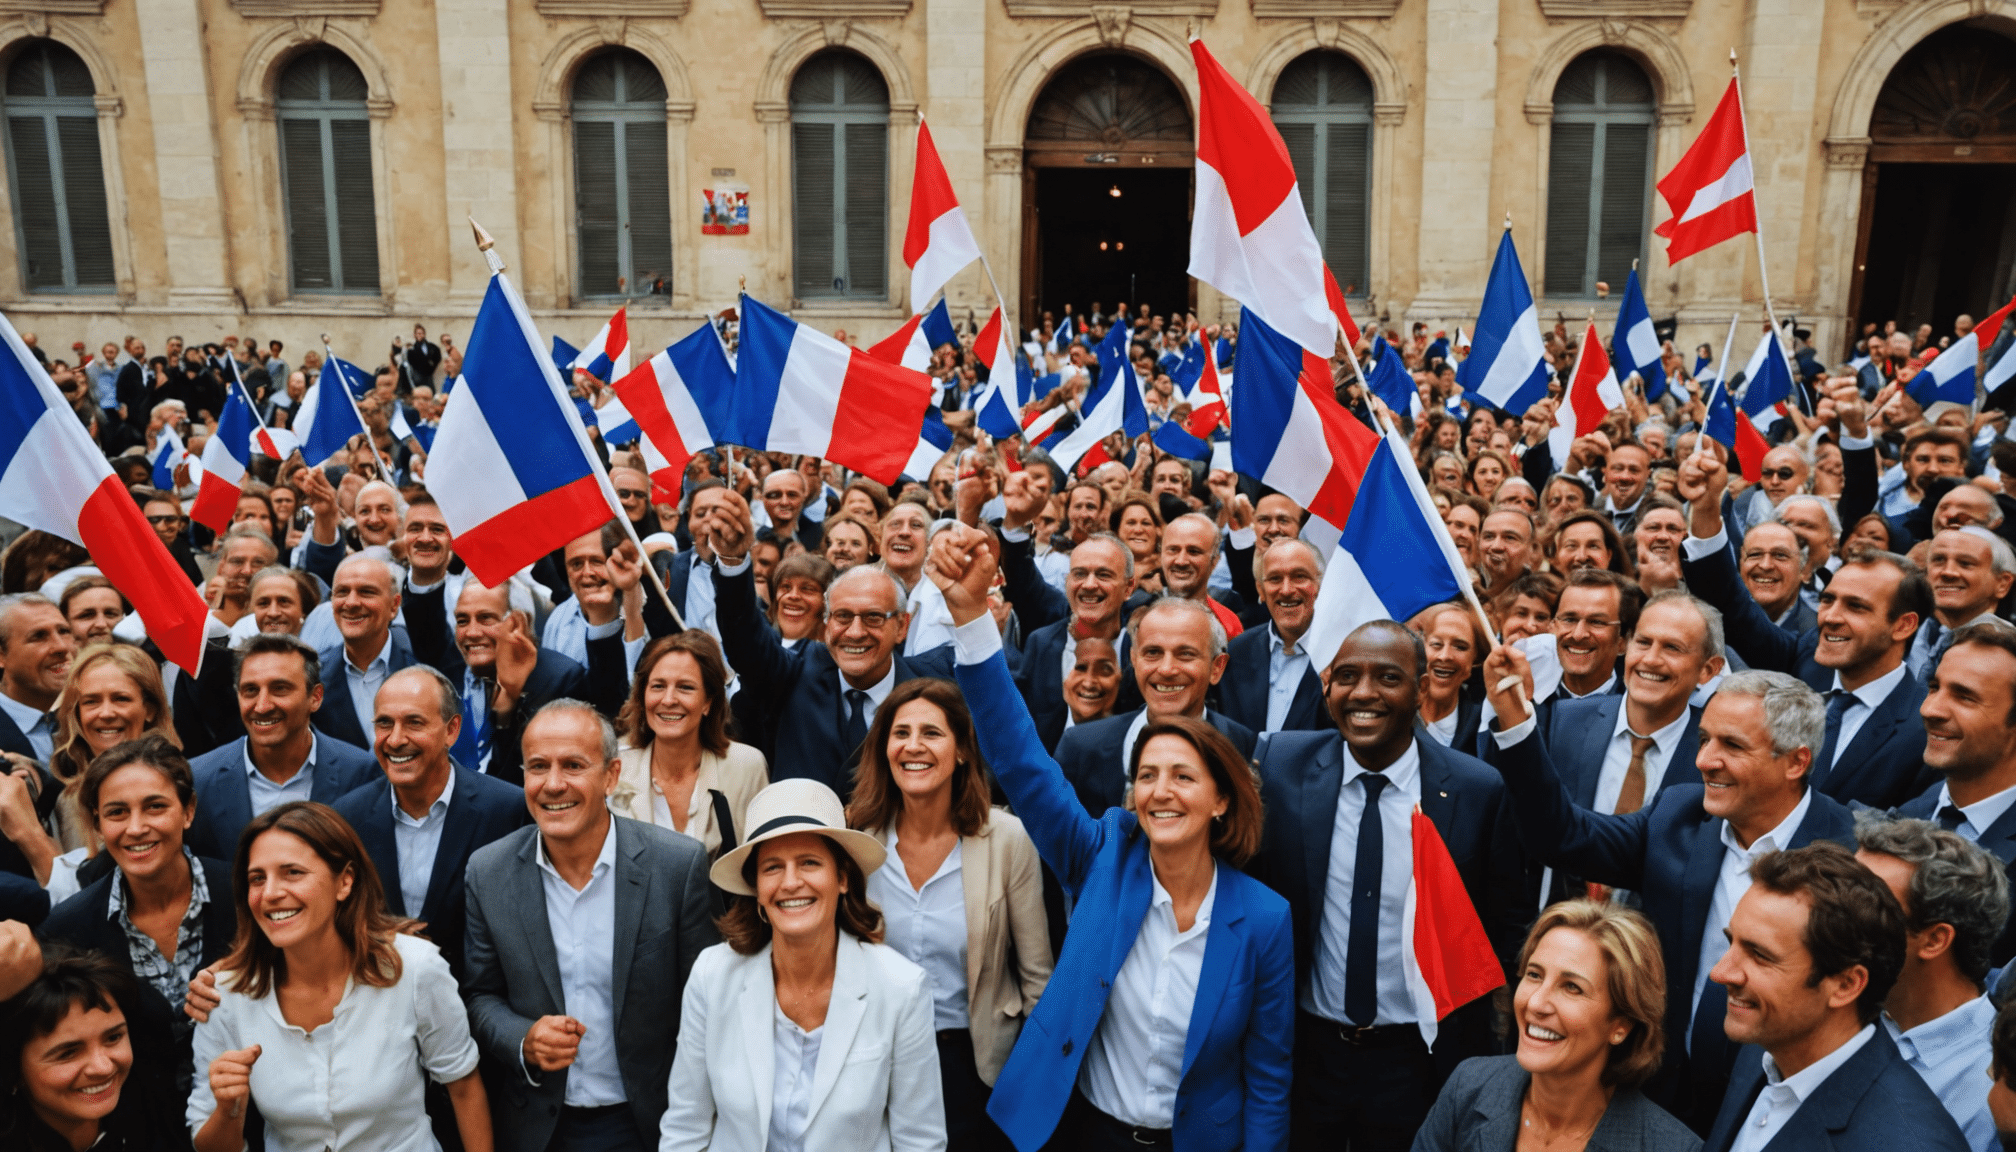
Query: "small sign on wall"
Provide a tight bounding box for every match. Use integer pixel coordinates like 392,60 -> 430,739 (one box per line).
703,184 -> 748,234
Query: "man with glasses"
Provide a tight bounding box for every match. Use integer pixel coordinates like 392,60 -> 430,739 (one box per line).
1740,522 -> 1816,633
140,491 -> 204,586
757,466 -> 822,551
608,465 -> 657,541
1731,445 -> 1810,543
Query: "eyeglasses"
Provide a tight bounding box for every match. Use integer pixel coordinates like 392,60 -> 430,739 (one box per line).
1742,549 -> 1800,565
614,488 -> 649,501
145,514 -> 183,526
829,609 -> 896,629
1759,467 -> 1800,481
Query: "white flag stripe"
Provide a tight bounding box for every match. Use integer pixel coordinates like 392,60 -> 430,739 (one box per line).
1677,152 -> 1754,226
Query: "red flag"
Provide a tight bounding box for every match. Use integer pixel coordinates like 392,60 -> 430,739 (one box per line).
901,118 -> 983,309
1324,264 -> 1361,350
1407,811 -> 1503,1025
1653,77 -> 1758,263
1732,410 -> 1771,483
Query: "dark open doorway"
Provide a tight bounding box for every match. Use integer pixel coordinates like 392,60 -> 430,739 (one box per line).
1031,167 -> 1192,323
1857,163 -> 2016,337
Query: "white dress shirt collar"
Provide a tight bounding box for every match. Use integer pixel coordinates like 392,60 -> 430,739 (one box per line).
1562,670 -> 1617,700
1761,1021 -> 1876,1106
1830,661 -> 1909,710
1723,786 -> 1813,859
1344,738 -> 1423,802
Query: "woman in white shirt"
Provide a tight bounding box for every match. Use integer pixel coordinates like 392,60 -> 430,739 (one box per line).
658,778 -> 945,1152
187,801 -> 492,1152
610,631 -> 768,858
846,678 -> 1053,1152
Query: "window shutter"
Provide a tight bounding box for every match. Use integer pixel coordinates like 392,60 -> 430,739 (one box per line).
8,117 -> 60,289
624,118 -> 672,295
329,118 -> 378,292
55,115 -> 111,286
793,121 -> 835,297
574,119 -> 620,297
1326,121 -> 1371,292
1597,121 -> 1651,289
1271,51 -> 1373,300
842,120 -> 886,298
1545,122 -> 1596,297
1278,121 -> 1317,226
280,116 -> 332,292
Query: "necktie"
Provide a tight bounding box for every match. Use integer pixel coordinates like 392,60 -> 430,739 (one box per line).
1345,773 -> 1389,1027
1919,620 -> 1947,676
1937,804 -> 1967,833
1614,733 -> 1658,816
842,689 -> 870,755
1814,689 -> 1856,786
451,682 -> 491,770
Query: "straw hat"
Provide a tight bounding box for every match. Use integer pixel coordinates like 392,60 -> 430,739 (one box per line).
708,778 -> 888,896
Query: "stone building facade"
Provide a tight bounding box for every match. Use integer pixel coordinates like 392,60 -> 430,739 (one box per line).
0,0 -> 2008,361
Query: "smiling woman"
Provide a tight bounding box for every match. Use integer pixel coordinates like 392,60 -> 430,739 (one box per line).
611,631 -> 769,859
0,946 -> 158,1151
47,645 -> 178,851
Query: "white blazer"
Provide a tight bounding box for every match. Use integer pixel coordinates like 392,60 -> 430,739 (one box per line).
658,935 -> 946,1152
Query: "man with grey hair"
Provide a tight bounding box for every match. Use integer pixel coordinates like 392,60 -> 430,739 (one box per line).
1739,521 -> 1814,633
1771,493 -> 1840,611
313,552 -> 416,750
1220,537 -> 1326,734
1160,512 -> 1246,640
464,699 -> 717,1152
1913,527 -> 2016,680
1480,653 -> 1858,1131
208,523 -> 279,630
1934,483 -> 2007,536
1855,812 -> 2009,1150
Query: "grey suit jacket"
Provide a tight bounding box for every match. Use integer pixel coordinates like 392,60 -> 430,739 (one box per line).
1411,1056 -> 1702,1152
462,814 -> 720,1152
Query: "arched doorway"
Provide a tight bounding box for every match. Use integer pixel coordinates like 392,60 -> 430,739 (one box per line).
1851,23 -> 2016,338
1021,52 -> 1193,327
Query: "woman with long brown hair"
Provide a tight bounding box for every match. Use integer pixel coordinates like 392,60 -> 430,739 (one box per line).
1549,509 -> 1639,580
47,645 -> 178,851
610,631 -> 768,857
186,802 -> 491,1152
847,677 -> 1052,1152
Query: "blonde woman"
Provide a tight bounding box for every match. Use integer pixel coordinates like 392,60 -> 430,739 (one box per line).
48,644 -> 178,851
610,631 -> 767,857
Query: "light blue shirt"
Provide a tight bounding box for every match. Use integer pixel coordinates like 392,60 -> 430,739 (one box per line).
1264,623 -> 1310,734
1884,996 -> 1999,1152
89,360 -> 119,409
1303,739 -> 1421,1025
389,773 -> 452,918
1825,662 -> 1910,772
0,689 -> 54,762
242,731 -> 318,816
1732,1025 -> 1876,1152
534,821 -> 624,1107
344,642 -> 392,741
539,598 -> 644,681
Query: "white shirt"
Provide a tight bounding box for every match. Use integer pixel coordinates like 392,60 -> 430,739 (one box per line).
1266,623 -> 1310,734
244,731 -> 319,817
685,554 -> 720,640
1824,662 -> 1910,773
390,775 -> 453,918
1305,739 -> 1422,1026
1730,1024 -> 1877,1152
533,822 -> 624,1106
344,642 -> 393,741
1885,997 -> 1999,1152
767,1005 -> 823,1152
1694,789 -> 1815,1033
1422,709 -> 1459,747
1591,703 -> 1693,816
904,578 -> 958,656
1080,868 -> 1217,1128
187,933 -> 479,1152
1933,779 -> 2016,843
0,688 -> 54,761
868,831 -> 970,1033
1561,670 -> 1617,700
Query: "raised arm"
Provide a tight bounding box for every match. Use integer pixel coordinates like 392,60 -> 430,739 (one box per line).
1676,451 -> 1806,674
705,488 -> 805,701
995,472 -> 1070,634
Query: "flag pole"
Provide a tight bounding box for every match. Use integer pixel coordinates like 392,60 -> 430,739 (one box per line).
1692,311 -> 1743,461
321,336 -> 398,484
1729,50 -> 1800,390
469,217 -> 687,631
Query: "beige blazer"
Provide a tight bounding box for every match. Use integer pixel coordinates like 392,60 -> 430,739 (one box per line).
609,741 -> 768,858
878,807 -> 1053,1086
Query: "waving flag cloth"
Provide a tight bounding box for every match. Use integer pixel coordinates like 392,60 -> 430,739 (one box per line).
1457,229 -> 1551,415
1049,314 -> 1075,355
1045,317 -> 1148,473
1325,265 -> 1362,350
868,297 -> 956,373
903,118 -> 984,310
1914,296 -> 2016,412
970,306 -> 1030,440
1654,76 -> 1757,263
1698,326 -> 1768,483
1364,340 -> 1417,418
904,405 -> 957,481
429,240 -> 636,585
189,378 -> 258,531
1737,330 -> 1794,420
1613,269 -> 1664,400
734,294 -> 936,485
1152,420 -> 1212,462
612,322 -> 736,495
0,313 -> 208,670
573,307 -> 631,384
149,425 -> 186,491
1549,321 -> 1624,469
1185,339 -> 1228,436
1188,37 -> 1336,358
1404,810 -> 1508,1044
294,355 -> 374,465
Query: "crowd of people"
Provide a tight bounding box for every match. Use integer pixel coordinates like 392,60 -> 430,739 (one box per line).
0,297 -> 2012,1152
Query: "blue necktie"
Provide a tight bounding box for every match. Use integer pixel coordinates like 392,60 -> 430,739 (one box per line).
1346,773 -> 1389,1027
452,682 -> 490,770
1814,689 -> 1855,786
842,689 -> 870,755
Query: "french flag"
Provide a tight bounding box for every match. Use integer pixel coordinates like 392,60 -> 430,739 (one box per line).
1044,316 -> 1146,472
1188,37 -> 1337,358
189,379 -> 257,531
1363,340 -> 1417,419
573,307 -> 631,384
1231,308 -> 1380,557
1404,810 -> 1507,1046
868,297 -> 956,373
1737,330 -> 1795,421
1913,296 -> 2015,412
971,304 -> 1030,440
1702,367 -> 1768,483
734,294 -> 936,485
1612,269 -> 1664,400
429,267 -> 631,585
150,425 -> 186,491
1654,76 -> 1757,264
904,405 -> 957,481
902,117 -> 984,311
612,322 -> 734,494
1325,264 -> 1362,349
1185,338 -> 1228,436
1152,420 -> 1212,462
0,311 -> 209,671
1549,320 -> 1624,469
1457,228 -> 1550,415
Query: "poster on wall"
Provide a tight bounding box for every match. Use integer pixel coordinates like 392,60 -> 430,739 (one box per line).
702,186 -> 749,234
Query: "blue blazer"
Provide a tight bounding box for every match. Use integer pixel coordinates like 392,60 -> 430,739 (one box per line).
1704,1030 -> 1970,1152
310,631 -> 420,750
1900,780 -> 2016,965
1214,623 -> 1325,737
957,649 -> 1294,1152
458,648 -> 592,787
1492,730 -> 1857,1127
184,733 -> 380,860
711,561 -> 952,795
330,763 -> 529,977
1057,706 -> 1256,818
1681,542 -> 1929,809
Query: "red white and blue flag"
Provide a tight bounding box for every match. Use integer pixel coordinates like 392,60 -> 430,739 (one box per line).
868,297 -> 956,373
1549,320 -> 1624,468
1184,337 -> 1228,437
612,322 -> 736,496
0,312 -> 209,671
734,294 -> 936,485
1913,296 -> 2016,412
1457,229 -> 1550,415
573,307 -> 631,384
1654,76 -> 1757,264
149,425 -> 186,492
1612,269 -> 1664,399
971,305 -> 1031,440
189,376 -> 258,531
1404,811 -> 1507,1045
902,118 -> 984,312
1042,317 -> 1147,472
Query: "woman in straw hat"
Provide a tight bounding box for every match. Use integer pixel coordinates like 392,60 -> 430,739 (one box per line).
656,777 -> 946,1152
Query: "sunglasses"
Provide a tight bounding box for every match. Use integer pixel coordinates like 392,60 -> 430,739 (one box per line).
146,514 -> 183,526
1759,467 -> 1799,481
615,488 -> 649,501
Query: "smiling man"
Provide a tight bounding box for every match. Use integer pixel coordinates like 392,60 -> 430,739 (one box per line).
1478,509 -> 1538,599
1160,513 -> 1245,640
1740,522 -> 1813,632
310,554 -> 414,751
1553,568 -> 1642,701
1910,528 -> 2016,680
1480,659 -> 1856,1133
448,581 -> 588,784
1219,538 -> 1327,735
0,592 -> 76,760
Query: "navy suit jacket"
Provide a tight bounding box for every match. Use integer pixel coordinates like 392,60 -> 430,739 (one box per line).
1901,780 -> 2016,965
464,648 -> 591,787
1704,1030 -> 1969,1152
1215,622 -> 1325,736
311,632 -> 420,750
184,733 -> 379,860
0,701 -> 36,760
330,763 -> 529,977
712,561 -> 952,796
1247,727 -> 1526,1071
1056,706 -> 1256,818
1682,540 -> 1929,809
957,648 -> 1294,1152
1493,729 -> 1857,1127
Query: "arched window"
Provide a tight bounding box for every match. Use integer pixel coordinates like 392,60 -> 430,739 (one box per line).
277,48 -> 379,295
1272,52 -> 1373,294
1544,51 -> 1655,298
791,51 -> 888,301
573,49 -> 672,299
2,41 -> 112,292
